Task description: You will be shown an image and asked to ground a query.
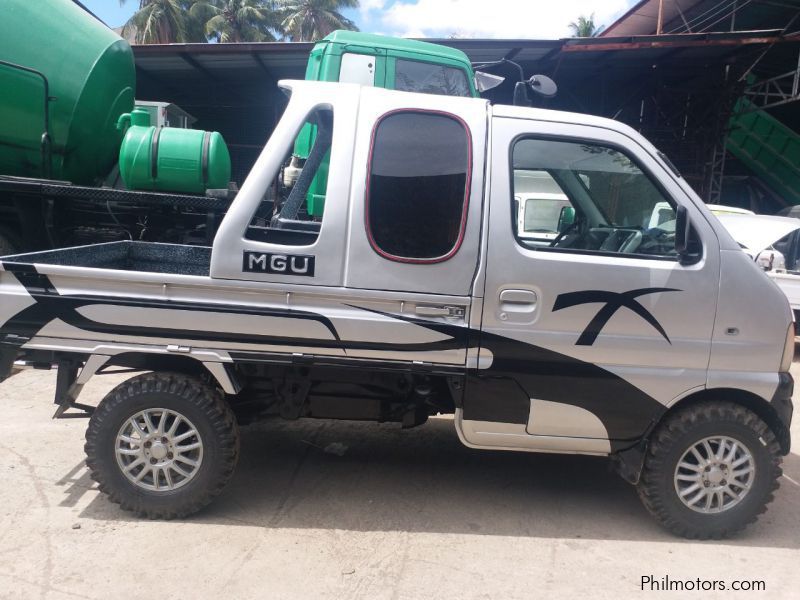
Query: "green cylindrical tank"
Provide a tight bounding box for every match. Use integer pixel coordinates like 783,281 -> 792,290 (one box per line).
118,110 -> 231,194
0,0 -> 135,184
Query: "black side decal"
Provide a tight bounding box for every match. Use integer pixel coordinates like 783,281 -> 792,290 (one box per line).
466,329 -> 666,446
553,288 -> 680,346
353,306 -> 667,445
0,267 -> 466,355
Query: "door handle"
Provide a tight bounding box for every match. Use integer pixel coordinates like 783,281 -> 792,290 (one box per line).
498,290 -> 538,320
499,289 -> 538,305
415,305 -> 466,318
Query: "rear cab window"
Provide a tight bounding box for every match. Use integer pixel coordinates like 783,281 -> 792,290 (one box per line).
367,110 -> 471,262
246,108 -> 332,246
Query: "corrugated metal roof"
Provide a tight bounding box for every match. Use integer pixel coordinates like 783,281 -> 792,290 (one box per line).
602,0 -> 703,36
603,0 -> 800,37
131,30 -> 793,83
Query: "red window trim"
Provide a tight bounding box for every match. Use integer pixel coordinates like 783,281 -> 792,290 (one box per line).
364,108 -> 473,265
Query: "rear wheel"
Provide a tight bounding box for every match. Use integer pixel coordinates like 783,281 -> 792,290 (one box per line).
85,372 -> 239,518
637,401 -> 782,539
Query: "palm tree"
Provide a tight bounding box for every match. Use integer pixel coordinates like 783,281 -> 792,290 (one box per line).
180,0 -> 213,42
192,0 -> 280,42
568,13 -> 600,38
279,0 -> 359,42
120,0 -> 189,43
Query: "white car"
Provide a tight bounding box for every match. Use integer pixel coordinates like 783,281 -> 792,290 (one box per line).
715,213 -> 800,327
648,203 -> 755,231
708,205 -> 756,217
514,170 -> 572,244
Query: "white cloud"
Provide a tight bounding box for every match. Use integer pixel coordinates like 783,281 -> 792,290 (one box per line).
360,0 -> 388,15
378,0 -> 632,39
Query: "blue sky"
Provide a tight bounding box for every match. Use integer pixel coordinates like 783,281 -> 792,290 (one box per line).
83,1 -> 637,39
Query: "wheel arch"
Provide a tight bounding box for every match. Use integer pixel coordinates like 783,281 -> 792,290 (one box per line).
102,352 -> 241,396
663,387 -> 790,455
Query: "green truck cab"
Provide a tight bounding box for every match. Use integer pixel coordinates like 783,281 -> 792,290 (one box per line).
303,30 -> 476,95
292,31 -> 478,217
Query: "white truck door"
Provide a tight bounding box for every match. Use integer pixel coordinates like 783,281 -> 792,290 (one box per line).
463,115 -> 721,451
340,87 -> 489,366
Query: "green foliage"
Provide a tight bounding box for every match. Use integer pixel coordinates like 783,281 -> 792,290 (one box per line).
180,0 -> 212,41
279,0 -> 360,42
193,0 -> 281,42
568,13 -> 600,38
121,0 -> 189,43
121,0 -> 360,44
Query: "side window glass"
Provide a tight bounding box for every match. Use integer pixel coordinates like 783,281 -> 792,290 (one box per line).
246,109 -> 332,246
340,53 -> 376,87
395,59 -> 471,97
367,111 -> 470,262
512,138 -> 680,259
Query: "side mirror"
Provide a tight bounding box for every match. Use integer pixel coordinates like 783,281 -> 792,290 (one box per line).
513,75 -> 558,106
527,75 -> 558,99
675,205 -> 690,256
557,206 -> 576,232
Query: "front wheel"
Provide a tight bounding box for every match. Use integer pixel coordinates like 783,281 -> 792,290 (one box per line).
637,401 -> 782,539
85,372 -> 239,518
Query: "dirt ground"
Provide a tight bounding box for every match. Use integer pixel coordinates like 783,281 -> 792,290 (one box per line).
0,360 -> 798,600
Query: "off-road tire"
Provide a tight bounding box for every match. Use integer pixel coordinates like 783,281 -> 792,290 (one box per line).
637,401 -> 782,539
85,372 -> 239,519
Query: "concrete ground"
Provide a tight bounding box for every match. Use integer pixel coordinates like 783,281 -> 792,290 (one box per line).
0,363 -> 798,600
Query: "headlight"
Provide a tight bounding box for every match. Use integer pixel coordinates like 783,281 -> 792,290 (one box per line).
780,323 -> 795,372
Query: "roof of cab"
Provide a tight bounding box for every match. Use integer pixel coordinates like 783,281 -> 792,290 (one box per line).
318,30 -> 472,65
491,102 -> 662,153
492,103 -> 633,132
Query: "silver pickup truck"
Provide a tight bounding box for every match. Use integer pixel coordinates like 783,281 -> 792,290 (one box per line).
0,81 -> 793,538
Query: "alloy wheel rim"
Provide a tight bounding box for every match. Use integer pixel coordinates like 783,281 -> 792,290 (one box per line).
115,408 -> 204,492
673,435 -> 755,514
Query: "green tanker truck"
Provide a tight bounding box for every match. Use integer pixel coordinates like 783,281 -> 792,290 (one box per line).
0,0 -> 233,254
0,1 -> 539,254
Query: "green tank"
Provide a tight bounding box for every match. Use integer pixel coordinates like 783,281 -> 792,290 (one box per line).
118,109 -> 231,194
0,0 -> 135,184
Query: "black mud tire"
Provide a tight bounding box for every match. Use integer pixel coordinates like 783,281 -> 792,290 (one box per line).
637,401 -> 782,539
85,372 -> 239,519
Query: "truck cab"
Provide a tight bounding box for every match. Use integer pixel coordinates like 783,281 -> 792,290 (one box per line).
0,81 -> 793,538
304,30 -> 476,97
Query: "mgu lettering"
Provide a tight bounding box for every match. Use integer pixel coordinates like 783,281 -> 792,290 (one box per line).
243,252 -> 315,277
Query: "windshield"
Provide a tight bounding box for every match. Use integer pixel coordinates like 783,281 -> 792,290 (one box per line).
394,59 -> 471,97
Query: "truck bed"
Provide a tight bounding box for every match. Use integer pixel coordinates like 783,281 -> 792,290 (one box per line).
0,241 -> 211,276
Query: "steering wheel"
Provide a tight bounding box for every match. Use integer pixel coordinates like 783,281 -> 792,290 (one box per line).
549,221 -> 580,247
